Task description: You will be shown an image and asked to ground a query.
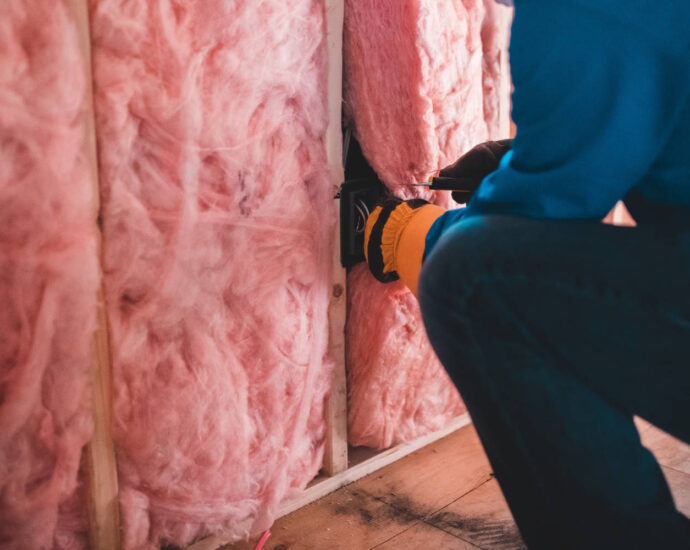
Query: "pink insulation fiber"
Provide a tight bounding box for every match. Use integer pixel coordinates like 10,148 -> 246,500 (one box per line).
344,0 -> 512,448
90,0 -> 333,547
0,1 -> 99,548
346,266 -> 465,448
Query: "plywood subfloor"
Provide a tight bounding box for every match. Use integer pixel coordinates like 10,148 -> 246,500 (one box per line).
226,420 -> 690,550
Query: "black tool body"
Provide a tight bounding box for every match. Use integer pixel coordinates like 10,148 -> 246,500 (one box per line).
422,176 -> 475,203
338,133 -> 387,268
338,133 -> 479,267
339,178 -> 386,268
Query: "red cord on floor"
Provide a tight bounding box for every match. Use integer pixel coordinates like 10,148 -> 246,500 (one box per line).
254,530 -> 271,550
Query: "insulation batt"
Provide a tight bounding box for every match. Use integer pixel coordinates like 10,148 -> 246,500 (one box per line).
90,0 -> 333,547
0,1 -> 98,548
346,265 -> 465,448
344,0 -> 512,448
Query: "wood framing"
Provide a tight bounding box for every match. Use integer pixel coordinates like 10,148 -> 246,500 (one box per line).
85,303 -> 121,550
323,0 -> 349,477
68,1 -> 122,548
65,1 -> 515,547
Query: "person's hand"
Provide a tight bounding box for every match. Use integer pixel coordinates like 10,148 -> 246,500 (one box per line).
364,198 -> 444,295
364,198 -> 427,283
440,139 -> 512,203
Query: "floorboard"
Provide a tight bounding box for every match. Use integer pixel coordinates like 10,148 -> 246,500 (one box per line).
664,466 -> 690,517
259,486 -> 416,550
353,422 -> 492,516
637,418 -> 690,476
373,521 -> 478,549
224,421 -> 690,550
426,478 -> 525,550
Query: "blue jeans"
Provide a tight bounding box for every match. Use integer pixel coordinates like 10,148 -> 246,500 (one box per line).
419,215 -> 690,549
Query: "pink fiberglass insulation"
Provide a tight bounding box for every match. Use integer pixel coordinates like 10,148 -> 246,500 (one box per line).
344,0 -> 512,448
346,265 -> 465,449
90,0 -> 333,547
0,1 -> 99,548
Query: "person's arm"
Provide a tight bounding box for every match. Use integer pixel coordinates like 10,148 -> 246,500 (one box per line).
427,1 -> 690,254
366,2 -> 690,295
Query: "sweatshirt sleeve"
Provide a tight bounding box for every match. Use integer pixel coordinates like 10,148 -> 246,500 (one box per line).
425,0 -> 690,257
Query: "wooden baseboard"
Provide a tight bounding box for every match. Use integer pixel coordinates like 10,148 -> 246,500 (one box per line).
279,413 -> 471,517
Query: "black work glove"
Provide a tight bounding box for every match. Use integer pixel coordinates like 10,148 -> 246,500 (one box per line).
440,139 -> 512,204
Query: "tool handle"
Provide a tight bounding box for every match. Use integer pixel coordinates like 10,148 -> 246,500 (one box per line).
427,176 -> 475,203
427,176 -> 477,190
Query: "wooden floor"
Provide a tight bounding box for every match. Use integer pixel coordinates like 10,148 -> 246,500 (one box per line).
227,420 -> 690,550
